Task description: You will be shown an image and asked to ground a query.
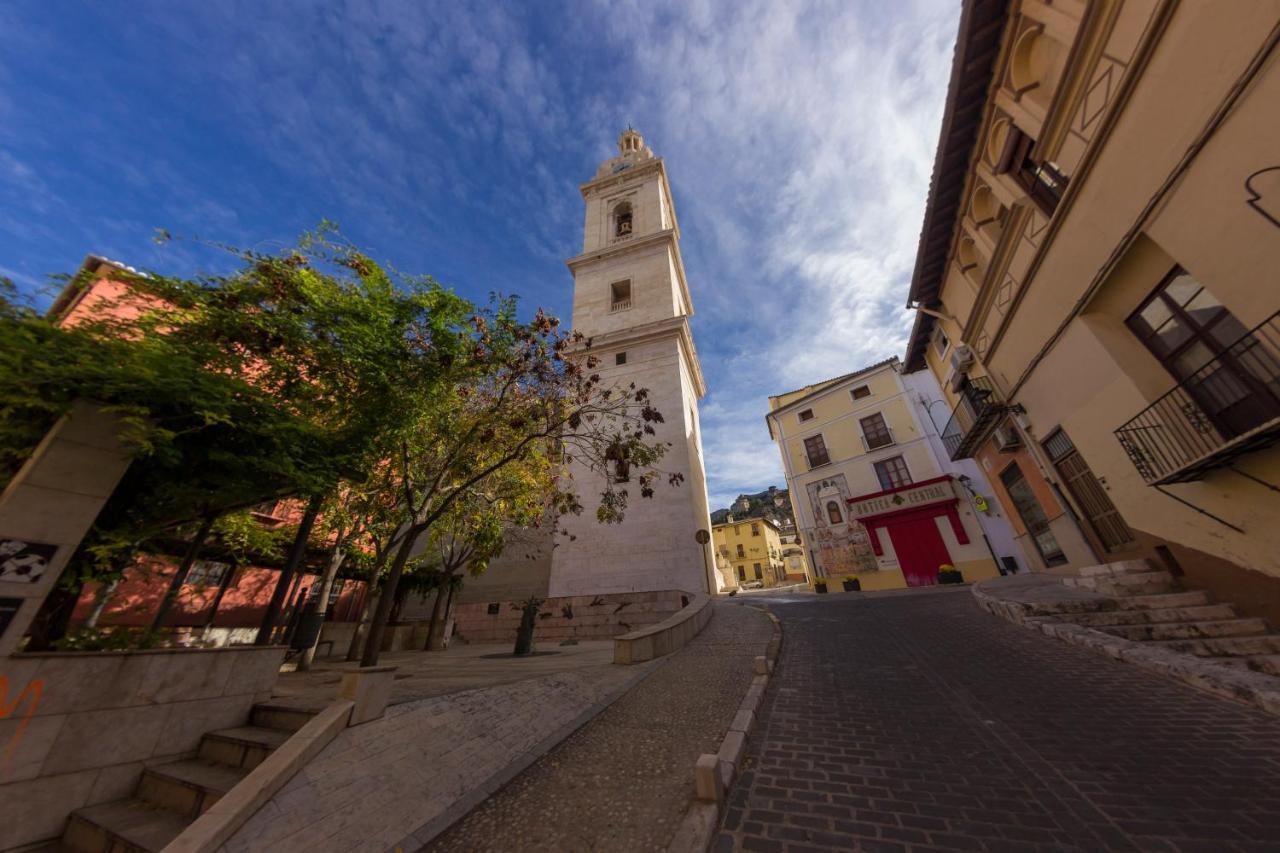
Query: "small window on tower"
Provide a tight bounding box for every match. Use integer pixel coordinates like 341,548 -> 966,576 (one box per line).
610,280 -> 632,312
798,409 -> 814,422
614,201 -> 633,237
615,351 -> 627,366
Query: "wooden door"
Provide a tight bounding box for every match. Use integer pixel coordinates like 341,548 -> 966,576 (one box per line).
886,517 -> 949,587
1043,430 -> 1135,553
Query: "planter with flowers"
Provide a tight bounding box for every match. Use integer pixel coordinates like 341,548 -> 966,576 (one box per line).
937,564 -> 964,585
841,575 -> 861,592
813,578 -> 828,594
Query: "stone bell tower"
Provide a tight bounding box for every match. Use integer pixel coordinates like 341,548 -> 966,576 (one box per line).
547,128 -> 717,597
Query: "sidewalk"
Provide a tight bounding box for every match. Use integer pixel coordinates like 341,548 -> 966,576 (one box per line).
272,639 -> 617,707
423,600 -> 774,852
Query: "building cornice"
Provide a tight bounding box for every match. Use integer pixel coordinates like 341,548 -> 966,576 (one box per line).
566,227 -> 695,317
577,315 -> 707,399
765,357 -> 901,428
903,0 -> 1011,372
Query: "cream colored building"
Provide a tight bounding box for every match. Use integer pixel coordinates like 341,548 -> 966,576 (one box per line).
766,358 -> 1016,589
712,517 -> 785,589
904,0 -> 1280,622
548,128 -> 717,596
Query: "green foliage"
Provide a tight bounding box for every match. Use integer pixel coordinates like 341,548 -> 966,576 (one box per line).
54,626 -> 168,651
212,511 -> 294,565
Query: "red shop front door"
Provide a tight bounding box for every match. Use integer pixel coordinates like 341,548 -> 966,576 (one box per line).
885,516 -> 951,587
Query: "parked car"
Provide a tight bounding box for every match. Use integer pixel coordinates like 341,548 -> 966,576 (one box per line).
740,580 -> 764,590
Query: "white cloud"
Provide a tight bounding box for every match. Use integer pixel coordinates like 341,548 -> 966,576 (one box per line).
587,0 -> 957,509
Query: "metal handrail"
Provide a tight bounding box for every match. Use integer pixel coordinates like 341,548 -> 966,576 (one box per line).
1115,311 -> 1280,484
940,376 -> 1005,460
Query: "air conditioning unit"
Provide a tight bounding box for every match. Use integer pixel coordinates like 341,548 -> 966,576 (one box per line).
993,424 -> 1022,452
949,345 -> 975,374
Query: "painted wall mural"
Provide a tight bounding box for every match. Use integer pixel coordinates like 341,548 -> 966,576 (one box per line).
803,475 -> 877,576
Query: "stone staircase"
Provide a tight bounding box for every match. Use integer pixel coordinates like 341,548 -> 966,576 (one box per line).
55,698 -> 324,853
1056,560 -> 1280,677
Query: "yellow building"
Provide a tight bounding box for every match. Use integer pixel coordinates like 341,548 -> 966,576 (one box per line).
776,519 -> 812,584
904,0 -> 1280,621
712,518 -> 785,589
766,358 -> 1008,591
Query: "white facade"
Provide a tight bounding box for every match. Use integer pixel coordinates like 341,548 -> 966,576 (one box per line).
547,129 -> 716,597
900,368 -> 1025,574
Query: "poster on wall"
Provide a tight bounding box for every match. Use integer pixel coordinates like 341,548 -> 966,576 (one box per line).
0,538 -> 59,584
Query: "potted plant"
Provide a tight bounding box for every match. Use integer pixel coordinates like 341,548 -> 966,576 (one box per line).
937,564 -> 964,585
841,575 -> 861,592
813,577 -> 828,594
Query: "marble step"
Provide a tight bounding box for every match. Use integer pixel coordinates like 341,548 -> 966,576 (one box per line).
1076,559 -> 1155,578
1116,590 -> 1212,610
137,759 -> 247,820
1098,617 -> 1269,642
1056,604 -> 1236,627
199,725 -> 292,770
1063,571 -> 1176,596
1208,653 -> 1280,677
62,798 -> 189,853
250,697 -> 326,732
1152,633 -> 1280,658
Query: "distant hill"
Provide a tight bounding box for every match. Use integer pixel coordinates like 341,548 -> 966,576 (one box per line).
710,485 -> 792,525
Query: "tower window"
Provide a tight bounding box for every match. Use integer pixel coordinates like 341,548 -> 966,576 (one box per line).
615,351 -> 627,366
798,409 -> 814,422
851,385 -> 871,400
614,202 -> 633,238
610,280 -> 632,312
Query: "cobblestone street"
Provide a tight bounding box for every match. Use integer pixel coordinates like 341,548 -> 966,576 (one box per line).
716,587 -> 1280,853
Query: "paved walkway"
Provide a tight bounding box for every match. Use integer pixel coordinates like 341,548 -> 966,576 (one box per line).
716,586 -> 1280,853
273,639 -> 616,706
425,601 -> 774,852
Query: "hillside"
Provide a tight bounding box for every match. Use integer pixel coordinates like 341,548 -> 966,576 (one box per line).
710,485 -> 792,525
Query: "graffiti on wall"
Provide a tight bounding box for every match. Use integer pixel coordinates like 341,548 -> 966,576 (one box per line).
1,675 -> 44,776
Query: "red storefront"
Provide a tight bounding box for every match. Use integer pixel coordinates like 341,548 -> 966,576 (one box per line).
847,476 -> 971,587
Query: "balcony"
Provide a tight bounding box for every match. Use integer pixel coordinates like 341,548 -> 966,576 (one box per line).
610,298 -> 631,312
940,376 -> 1006,460
1115,311 -> 1280,485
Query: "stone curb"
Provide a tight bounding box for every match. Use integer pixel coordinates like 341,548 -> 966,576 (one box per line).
393,657 -> 664,851
665,605 -> 783,853
972,582 -> 1280,717
165,698 -> 355,853
615,590 -> 714,664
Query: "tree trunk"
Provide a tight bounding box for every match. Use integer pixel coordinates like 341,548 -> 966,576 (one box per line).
83,579 -> 119,628
345,552 -> 387,661
255,493 -> 323,646
151,514 -> 216,631
297,545 -> 346,671
361,530 -> 420,667
425,571 -> 455,651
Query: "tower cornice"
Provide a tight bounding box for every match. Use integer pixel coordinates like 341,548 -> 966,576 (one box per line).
580,158 -> 681,242
570,315 -> 707,399
565,227 -> 695,318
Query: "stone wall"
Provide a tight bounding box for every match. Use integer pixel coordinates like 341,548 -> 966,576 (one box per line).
453,589 -> 688,645
0,644 -> 283,850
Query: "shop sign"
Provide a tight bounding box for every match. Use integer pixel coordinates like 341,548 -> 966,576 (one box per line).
849,479 -> 957,519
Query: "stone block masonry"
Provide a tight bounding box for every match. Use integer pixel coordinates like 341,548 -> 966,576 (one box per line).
453,588 -> 687,645
0,644 -> 285,850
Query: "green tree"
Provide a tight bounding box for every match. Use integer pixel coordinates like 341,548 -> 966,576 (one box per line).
358,298 -> 678,667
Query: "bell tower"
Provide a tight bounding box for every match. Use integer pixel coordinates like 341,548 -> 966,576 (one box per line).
548,128 -> 717,597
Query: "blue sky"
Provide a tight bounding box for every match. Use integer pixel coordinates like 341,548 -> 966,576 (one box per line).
0,0 -> 958,511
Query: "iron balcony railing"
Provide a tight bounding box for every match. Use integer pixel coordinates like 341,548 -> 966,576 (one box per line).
1115,311 -> 1280,485
940,375 -> 1006,460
